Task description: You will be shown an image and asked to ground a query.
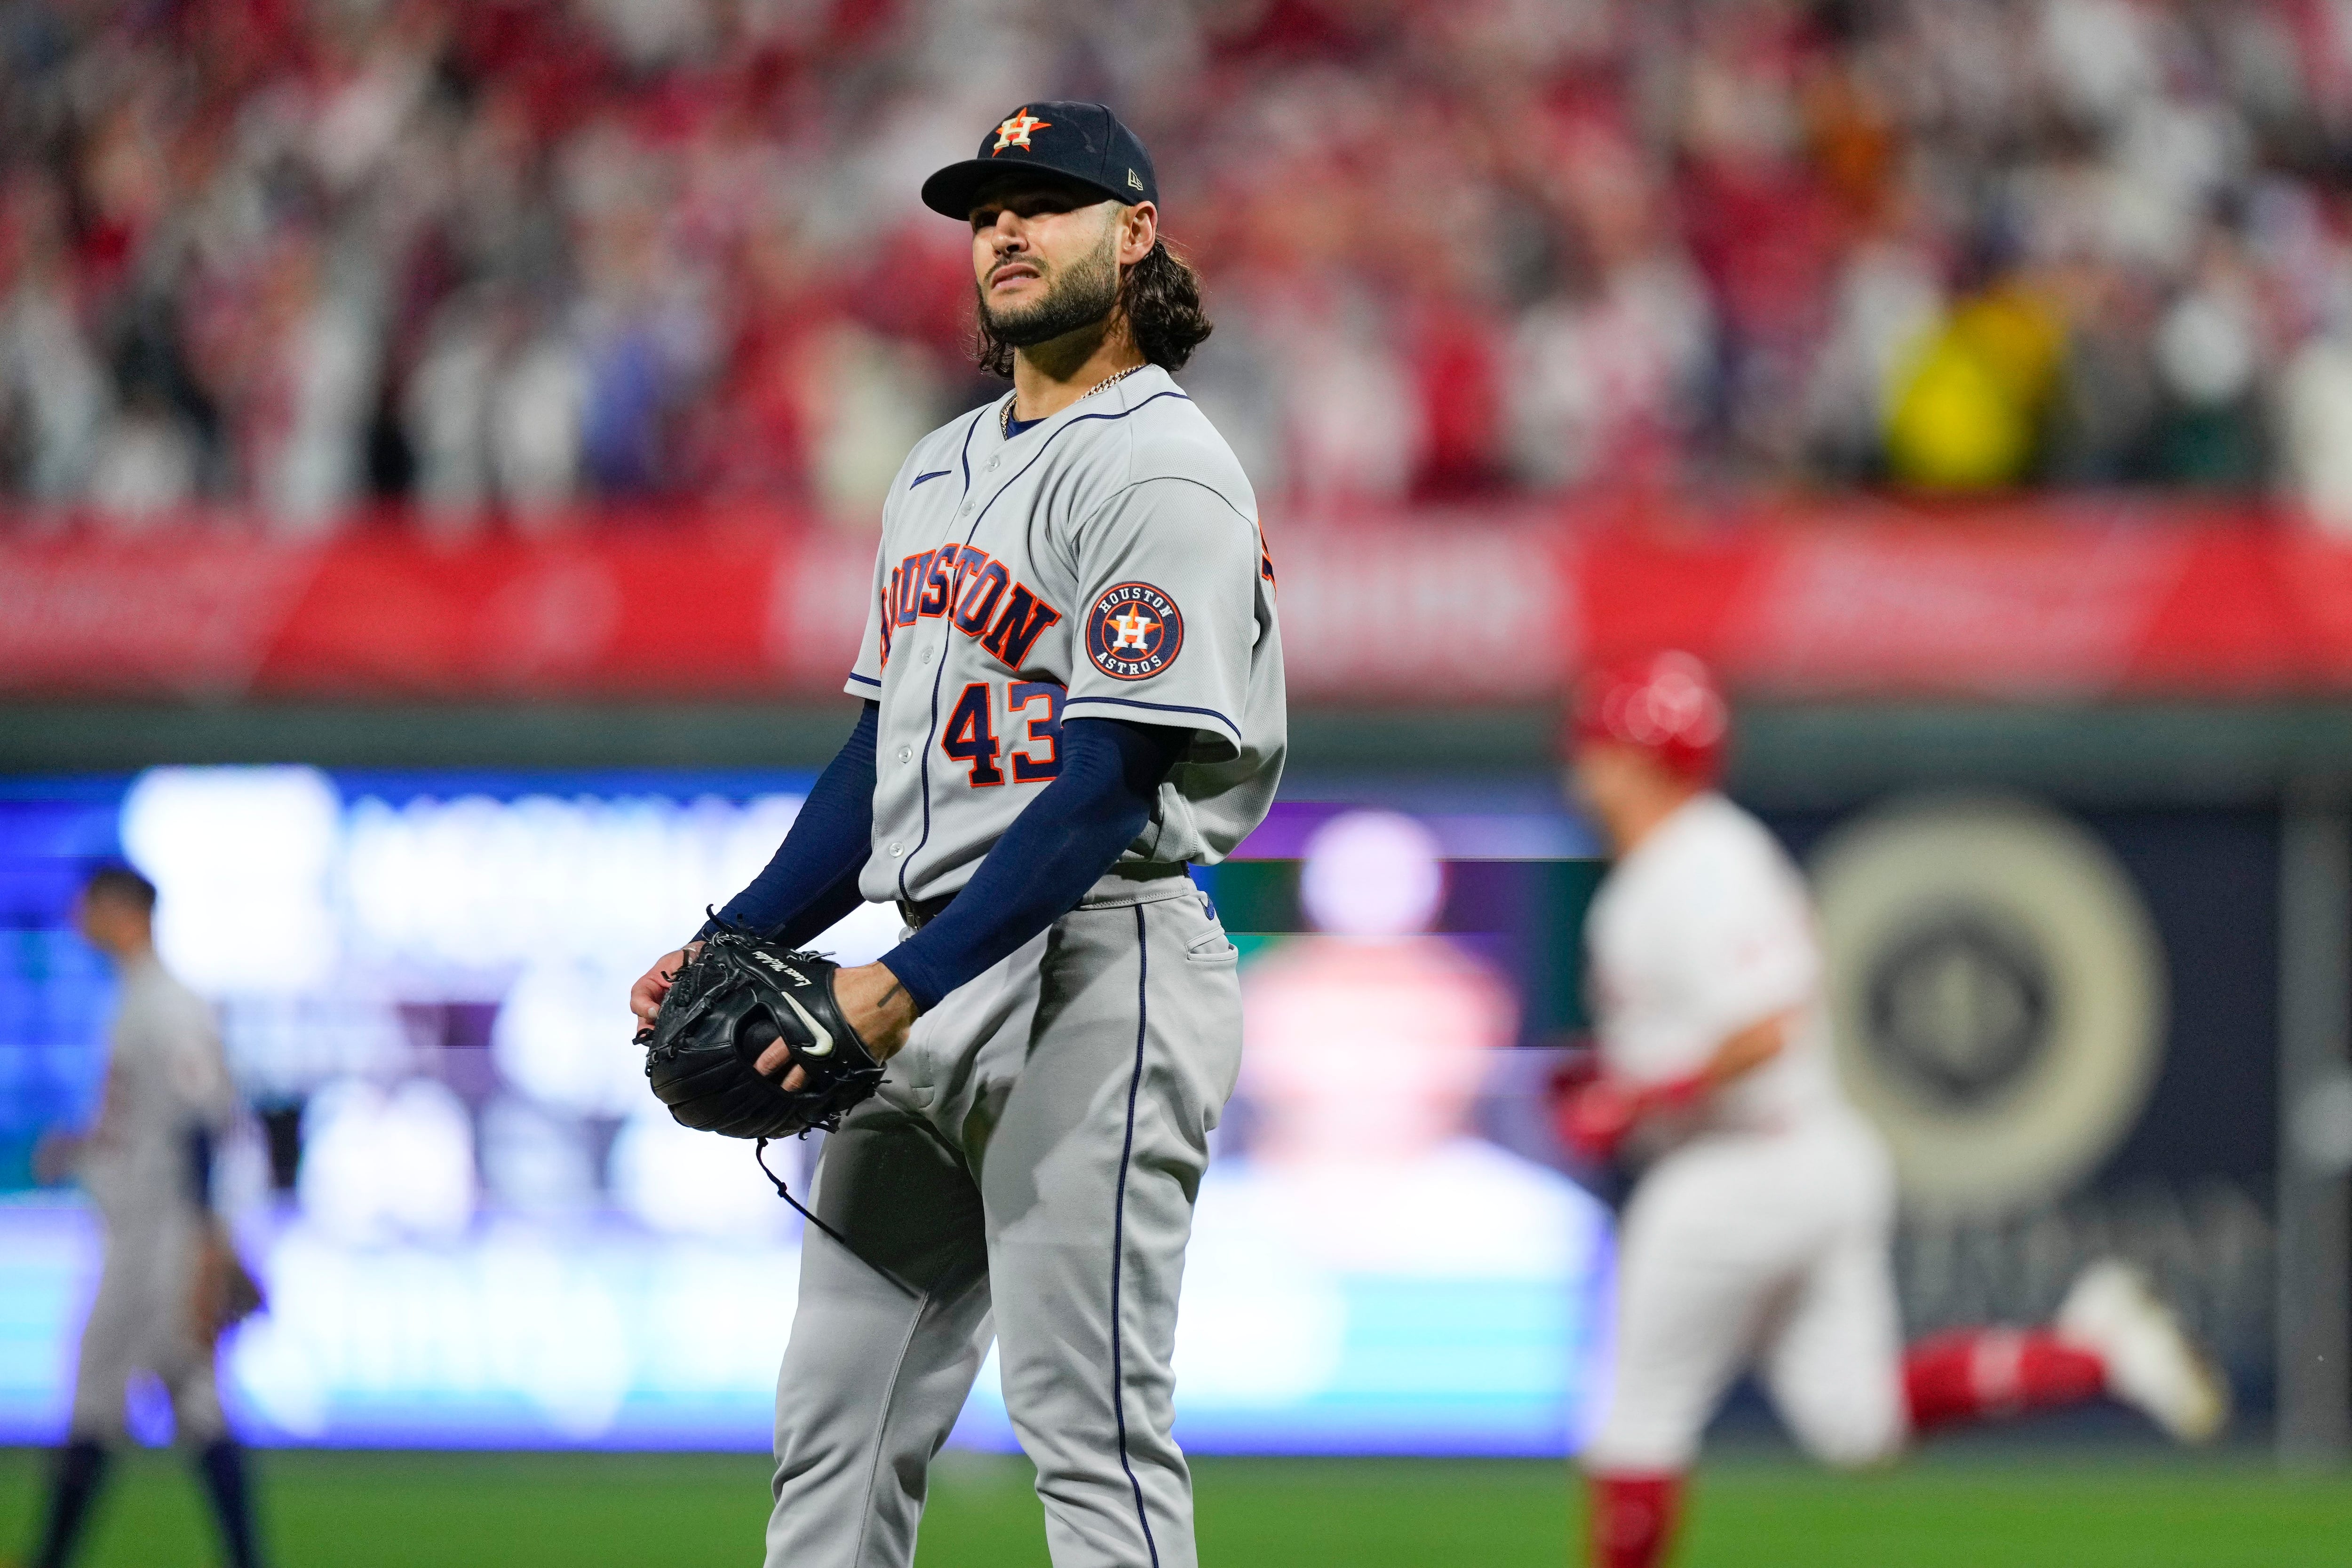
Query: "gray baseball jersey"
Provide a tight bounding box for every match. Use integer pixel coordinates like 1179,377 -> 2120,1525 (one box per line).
763,367 -> 1283,1568
77,953 -> 234,1214
70,952 -> 236,1441
847,363 -> 1285,903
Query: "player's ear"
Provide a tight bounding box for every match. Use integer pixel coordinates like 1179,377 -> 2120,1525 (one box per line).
1119,200 -> 1157,266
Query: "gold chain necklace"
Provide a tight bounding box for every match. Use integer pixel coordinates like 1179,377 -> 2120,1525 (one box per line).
1002,363 -> 1146,437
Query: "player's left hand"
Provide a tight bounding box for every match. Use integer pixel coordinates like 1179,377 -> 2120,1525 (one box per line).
189,1219 -> 265,1345
752,961 -> 916,1089
1556,1078 -> 1644,1165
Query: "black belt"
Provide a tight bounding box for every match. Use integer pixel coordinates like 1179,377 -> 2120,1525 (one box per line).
897,862 -> 1188,931
896,890 -> 958,930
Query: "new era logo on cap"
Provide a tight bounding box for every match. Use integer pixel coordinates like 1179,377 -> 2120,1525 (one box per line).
922,101 -> 1160,219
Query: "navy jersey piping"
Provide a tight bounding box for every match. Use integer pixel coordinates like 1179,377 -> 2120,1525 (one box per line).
846,672 -> 882,690
909,469 -> 952,489
1071,470 -> 1257,539
901,408 -> 989,902
1062,694 -> 1240,742
1110,902 -> 1163,1568
898,388 -> 1193,902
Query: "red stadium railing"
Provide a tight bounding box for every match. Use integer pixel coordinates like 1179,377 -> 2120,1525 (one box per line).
7,499 -> 2352,705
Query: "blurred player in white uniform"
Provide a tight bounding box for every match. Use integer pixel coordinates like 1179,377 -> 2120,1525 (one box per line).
25,866 -> 266,1568
1558,653 -> 2226,1568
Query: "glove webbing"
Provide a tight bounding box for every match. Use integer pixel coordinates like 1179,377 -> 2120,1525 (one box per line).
753,1137 -> 923,1299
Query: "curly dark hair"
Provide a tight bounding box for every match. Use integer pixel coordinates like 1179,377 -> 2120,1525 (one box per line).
974,237 -> 1213,377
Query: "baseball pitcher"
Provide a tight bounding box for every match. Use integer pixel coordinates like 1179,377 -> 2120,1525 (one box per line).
630,102 -> 1283,1568
25,865 -> 265,1568
1560,652 -> 2228,1568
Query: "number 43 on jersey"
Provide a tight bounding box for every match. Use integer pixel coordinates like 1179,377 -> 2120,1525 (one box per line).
941,680 -> 1064,787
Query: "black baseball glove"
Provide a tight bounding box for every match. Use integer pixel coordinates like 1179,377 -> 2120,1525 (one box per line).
639,929 -> 885,1139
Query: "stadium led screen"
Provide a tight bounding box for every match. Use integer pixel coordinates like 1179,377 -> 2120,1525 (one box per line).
0,768 -> 1610,1455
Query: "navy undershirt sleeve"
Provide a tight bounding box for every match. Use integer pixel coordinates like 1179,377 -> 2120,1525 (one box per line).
700,702 -> 878,948
185,1127 -> 215,1214
881,716 -> 1188,1012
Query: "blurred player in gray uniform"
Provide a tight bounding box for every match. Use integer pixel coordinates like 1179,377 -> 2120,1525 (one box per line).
631,101 -> 1283,1568
26,866 -> 266,1568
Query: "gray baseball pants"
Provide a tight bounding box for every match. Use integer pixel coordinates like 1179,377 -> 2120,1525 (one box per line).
762,875 -> 1240,1568
71,1207 -> 226,1443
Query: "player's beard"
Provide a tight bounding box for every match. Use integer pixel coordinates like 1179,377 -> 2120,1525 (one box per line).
977,226 -> 1120,348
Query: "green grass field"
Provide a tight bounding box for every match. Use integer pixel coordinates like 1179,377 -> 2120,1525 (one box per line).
5,1445 -> 2350,1567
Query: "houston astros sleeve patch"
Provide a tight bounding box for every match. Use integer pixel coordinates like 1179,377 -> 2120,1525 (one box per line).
1085,582 -> 1184,681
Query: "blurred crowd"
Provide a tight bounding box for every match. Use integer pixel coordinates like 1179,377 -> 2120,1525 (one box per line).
9,0 -> 2352,531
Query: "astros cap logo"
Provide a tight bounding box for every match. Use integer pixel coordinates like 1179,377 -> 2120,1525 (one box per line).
1085,581 -> 1184,681
993,108 -> 1051,154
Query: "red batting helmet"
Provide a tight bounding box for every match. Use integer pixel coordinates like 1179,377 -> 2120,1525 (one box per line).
1567,650 -> 1730,783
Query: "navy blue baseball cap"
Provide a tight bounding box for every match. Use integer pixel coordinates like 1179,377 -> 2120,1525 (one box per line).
921,102 -> 1159,220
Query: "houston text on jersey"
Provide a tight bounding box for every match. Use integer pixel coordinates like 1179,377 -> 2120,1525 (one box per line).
879,543 -> 1063,670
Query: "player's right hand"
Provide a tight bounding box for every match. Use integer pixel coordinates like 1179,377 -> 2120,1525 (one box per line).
630,942 -> 703,1026
30,1130 -> 79,1185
